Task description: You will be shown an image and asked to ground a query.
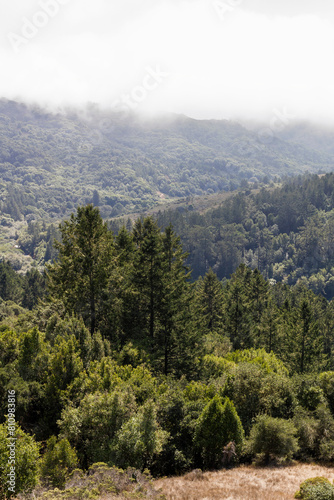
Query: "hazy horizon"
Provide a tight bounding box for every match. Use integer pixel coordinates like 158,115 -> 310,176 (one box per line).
2,0 -> 334,125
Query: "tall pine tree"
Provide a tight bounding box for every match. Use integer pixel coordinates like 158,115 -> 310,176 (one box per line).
47,205 -> 114,334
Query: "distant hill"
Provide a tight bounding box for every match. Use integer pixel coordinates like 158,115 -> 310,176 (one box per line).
277,121 -> 334,155
142,172 -> 334,298
0,98 -> 333,222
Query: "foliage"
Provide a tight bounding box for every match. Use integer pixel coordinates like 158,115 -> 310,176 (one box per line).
246,414 -> 299,464
194,395 -> 244,469
153,173 -> 334,292
295,477 -> 334,500
112,401 -> 168,471
28,463 -> 165,500
46,209 -> 198,375
59,390 -> 136,467
1,99 -> 331,230
0,420 -> 40,498
1,203 -> 334,482
46,205 -> 113,334
225,348 -> 289,376
40,436 -> 78,488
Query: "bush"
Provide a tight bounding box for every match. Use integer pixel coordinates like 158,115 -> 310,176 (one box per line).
295,477 -> 334,499
113,400 -> 168,470
40,436 -> 78,488
315,404 -> 334,461
0,420 -> 40,498
27,463 -> 166,500
225,348 -> 289,376
293,408 -> 318,459
59,390 -> 136,466
246,415 -> 299,464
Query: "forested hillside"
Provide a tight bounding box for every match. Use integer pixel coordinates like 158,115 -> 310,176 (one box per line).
2,205 -> 334,498
111,172 -> 334,299
0,99 -> 333,223
5,172 -> 334,303
2,101 -> 334,498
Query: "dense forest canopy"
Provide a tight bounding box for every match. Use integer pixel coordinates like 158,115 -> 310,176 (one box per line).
1,202 -> 334,497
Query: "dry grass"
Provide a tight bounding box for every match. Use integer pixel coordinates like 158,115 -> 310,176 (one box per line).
154,463 -> 334,500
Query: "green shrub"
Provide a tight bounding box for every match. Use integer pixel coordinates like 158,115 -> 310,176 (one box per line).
319,372 -> 334,415
246,414 -> 299,464
113,400 -> 168,470
293,409 -> 318,459
202,354 -> 236,379
295,477 -> 334,499
59,390 -> 136,466
0,420 -> 40,498
40,436 -> 78,488
225,348 -> 289,376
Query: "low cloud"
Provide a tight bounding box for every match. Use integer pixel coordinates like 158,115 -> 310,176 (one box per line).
1,0 -> 334,123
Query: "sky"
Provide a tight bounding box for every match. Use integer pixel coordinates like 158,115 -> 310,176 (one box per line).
1,0 -> 334,122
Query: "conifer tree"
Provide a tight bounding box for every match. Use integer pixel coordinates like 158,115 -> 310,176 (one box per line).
102,225 -> 135,345
22,269 -> 45,310
195,268 -> 224,334
283,294 -> 327,373
223,264 -> 253,349
194,395 -> 244,469
159,224 -> 192,375
221,397 -> 244,452
115,226 -> 135,265
0,261 -> 23,303
47,205 -> 114,334
131,217 -> 164,342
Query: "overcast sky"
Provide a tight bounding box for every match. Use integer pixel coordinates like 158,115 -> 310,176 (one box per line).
1,0 -> 334,122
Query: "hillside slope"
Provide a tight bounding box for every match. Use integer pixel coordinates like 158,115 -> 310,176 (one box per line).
0,99 -> 333,222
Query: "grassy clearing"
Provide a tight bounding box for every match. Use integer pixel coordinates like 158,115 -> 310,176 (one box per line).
154,463 -> 334,500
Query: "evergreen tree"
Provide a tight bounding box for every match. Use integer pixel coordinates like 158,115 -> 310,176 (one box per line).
18,328 -> 49,382
115,226 -> 135,265
221,397 -> 245,454
158,224 -> 193,375
195,268 -> 224,334
22,269 -> 45,310
194,395 -> 244,469
45,336 -> 84,434
92,189 -> 100,207
223,264 -> 253,350
131,217 -> 164,342
47,205 -> 114,334
249,268 -> 269,326
284,296 -> 326,374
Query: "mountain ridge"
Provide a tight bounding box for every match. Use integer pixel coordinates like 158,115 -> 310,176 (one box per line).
0,98 -> 333,223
